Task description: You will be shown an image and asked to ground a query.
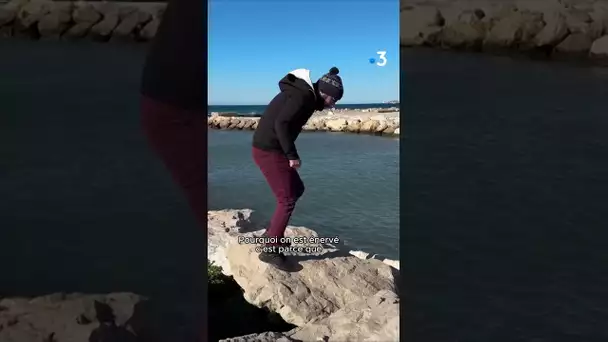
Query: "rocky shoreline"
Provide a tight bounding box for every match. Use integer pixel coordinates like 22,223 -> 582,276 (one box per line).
401,0 -> 608,63
0,210 -> 399,341
208,108 -> 401,136
0,0 -> 164,41
208,209 -> 400,341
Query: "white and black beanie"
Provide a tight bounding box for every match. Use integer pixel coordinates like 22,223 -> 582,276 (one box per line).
318,67 -> 344,100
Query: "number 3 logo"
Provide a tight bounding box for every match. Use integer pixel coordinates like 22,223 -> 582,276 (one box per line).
376,51 -> 387,67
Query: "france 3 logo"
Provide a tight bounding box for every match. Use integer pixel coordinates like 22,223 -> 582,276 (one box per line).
369,51 -> 387,67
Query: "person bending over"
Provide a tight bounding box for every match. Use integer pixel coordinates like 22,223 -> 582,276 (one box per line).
252,67 -> 344,269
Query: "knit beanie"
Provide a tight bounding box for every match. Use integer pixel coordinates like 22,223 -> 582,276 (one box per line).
317,67 -> 344,100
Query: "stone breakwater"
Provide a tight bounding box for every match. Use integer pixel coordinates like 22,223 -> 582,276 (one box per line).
401,0 -> 608,63
208,209 -> 400,341
0,0 -> 165,41
208,109 -> 401,136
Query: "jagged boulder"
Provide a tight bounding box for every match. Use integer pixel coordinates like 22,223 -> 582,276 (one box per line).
222,290 -> 399,342
400,6 -> 444,46
111,6 -> 151,41
325,118 -> 347,132
345,119 -> 361,133
307,117 -> 326,130
534,10 -> 569,47
0,0 -> 29,27
565,7 -> 595,35
590,4 -> 608,37
226,235 -> 398,326
37,1 -> 72,39
484,9 -> 545,50
288,290 -> 399,342
555,32 -> 594,56
90,3 -> 119,41
228,118 -> 241,129
590,35 -> 608,59
440,9 -> 487,50
139,5 -> 164,41
15,0 -> 51,37
360,119 -> 380,132
64,2 -> 102,39
207,209 -> 399,328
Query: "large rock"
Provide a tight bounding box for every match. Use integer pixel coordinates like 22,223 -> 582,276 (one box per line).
0,0 -> 29,27
325,118 -> 347,132
360,119 -> 380,132
440,9 -> 487,50
590,35 -> 608,59
288,290 -> 400,342
564,8 -> 594,34
217,117 -> 231,129
64,2 -> 102,39
0,292 -> 145,342
588,5 -> 608,45
555,32 -> 593,55
139,6 -> 164,41
37,2 -> 72,39
208,209 -> 400,335
307,117 -> 326,130
111,7 -> 151,41
222,290 -> 399,342
228,118 -> 241,129
400,6 -> 444,46
534,10 -> 569,46
484,9 -> 545,50
15,0 -> 51,30
226,237 -> 397,326
345,120 -> 362,133
90,3 -> 119,41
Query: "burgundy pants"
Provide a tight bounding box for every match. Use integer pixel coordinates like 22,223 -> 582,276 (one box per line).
252,147 -> 305,242
140,96 -> 207,230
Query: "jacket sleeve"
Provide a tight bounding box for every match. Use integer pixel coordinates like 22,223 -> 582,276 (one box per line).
274,94 -> 302,160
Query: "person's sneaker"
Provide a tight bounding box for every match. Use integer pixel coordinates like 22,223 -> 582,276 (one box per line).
258,250 -> 291,271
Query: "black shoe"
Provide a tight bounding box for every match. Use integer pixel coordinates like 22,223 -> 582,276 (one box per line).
258,251 -> 291,271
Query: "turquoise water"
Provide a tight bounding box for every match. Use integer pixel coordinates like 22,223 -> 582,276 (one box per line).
209,130 -> 399,259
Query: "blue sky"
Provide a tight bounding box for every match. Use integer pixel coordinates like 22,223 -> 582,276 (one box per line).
208,0 -> 399,105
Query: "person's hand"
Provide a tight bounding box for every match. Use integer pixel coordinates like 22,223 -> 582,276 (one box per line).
289,159 -> 301,169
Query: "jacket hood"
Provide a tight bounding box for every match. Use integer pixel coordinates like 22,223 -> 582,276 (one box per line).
278,69 -> 317,100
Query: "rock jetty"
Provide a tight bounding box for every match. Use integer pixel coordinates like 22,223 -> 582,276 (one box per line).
208,209 -> 400,342
208,108 -> 401,136
0,0 -> 165,41
401,0 -> 608,63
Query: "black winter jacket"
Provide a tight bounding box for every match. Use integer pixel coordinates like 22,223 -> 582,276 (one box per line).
252,69 -> 324,160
